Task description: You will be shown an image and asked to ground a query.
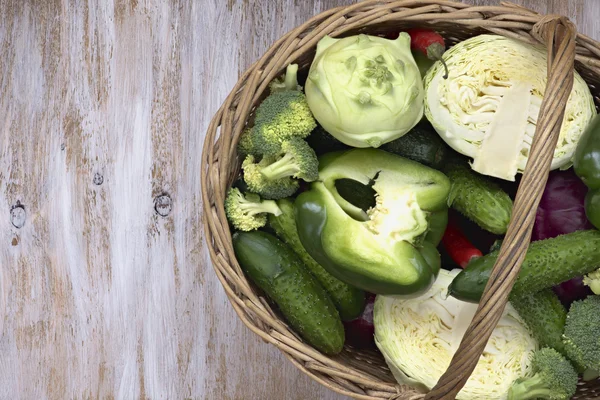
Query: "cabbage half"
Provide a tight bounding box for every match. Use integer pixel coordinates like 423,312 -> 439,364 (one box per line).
374,269 -> 538,400
424,34 -> 597,181
305,33 -> 424,148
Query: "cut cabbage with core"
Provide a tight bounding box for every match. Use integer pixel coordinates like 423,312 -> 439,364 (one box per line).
424,34 -> 596,181
374,269 -> 538,400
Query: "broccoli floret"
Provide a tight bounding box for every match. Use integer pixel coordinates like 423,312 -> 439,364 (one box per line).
562,295 -> 600,371
241,138 -> 317,199
237,128 -> 262,157
583,269 -> 600,295
508,348 -> 578,400
253,65 -> 316,154
260,137 -> 318,182
253,90 -> 316,153
242,155 -> 299,200
237,64 -> 316,156
224,187 -> 282,231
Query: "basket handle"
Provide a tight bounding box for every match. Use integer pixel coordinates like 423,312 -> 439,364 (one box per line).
425,15 -> 577,400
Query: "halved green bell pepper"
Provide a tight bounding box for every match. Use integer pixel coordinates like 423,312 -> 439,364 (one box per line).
574,114 -> 600,229
294,149 -> 451,296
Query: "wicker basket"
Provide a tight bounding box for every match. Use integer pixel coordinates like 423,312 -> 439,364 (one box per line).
201,1 -> 600,399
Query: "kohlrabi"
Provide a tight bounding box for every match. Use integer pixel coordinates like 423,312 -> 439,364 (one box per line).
305,33 -> 424,148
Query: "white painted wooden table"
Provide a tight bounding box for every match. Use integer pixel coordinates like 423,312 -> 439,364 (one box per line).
0,1 -> 598,399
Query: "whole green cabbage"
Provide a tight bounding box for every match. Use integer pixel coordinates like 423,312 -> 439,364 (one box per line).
424,34 -> 596,181
374,269 -> 538,400
305,33 -> 424,148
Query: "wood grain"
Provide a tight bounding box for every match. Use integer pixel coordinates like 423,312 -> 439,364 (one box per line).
0,1 -> 597,399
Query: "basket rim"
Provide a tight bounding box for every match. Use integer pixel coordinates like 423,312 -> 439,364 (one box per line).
201,1 -> 600,399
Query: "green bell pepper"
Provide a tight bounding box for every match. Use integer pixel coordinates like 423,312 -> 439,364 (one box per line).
294,149 -> 451,296
574,114 -> 600,229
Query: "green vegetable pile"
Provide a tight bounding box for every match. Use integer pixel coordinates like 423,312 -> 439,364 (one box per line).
223,29 -> 600,399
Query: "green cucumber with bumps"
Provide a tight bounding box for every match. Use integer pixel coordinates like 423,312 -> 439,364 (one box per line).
443,160 -> 513,235
232,230 -> 344,355
511,289 -> 567,357
381,121 -> 448,169
268,199 -> 365,321
449,230 -> 600,303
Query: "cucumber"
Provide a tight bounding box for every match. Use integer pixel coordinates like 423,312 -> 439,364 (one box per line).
381,121 -> 448,169
232,230 -> 344,354
511,290 -> 567,357
449,230 -> 600,303
443,160 -> 513,235
268,199 -> 366,321
305,125 -> 349,156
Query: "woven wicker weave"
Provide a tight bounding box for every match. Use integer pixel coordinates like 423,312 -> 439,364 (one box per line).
201,1 -> 600,399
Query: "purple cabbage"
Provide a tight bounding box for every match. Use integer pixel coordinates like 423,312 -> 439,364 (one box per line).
343,293 -> 376,349
532,169 -> 594,305
533,169 -> 593,241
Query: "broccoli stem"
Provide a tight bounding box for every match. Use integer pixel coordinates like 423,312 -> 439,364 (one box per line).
516,388 -> 552,400
260,153 -> 300,180
508,374 -> 551,400
284,64 -> 299,90
241,199 -> 282,216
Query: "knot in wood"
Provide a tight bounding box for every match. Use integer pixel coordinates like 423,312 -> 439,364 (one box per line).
93,173 -> 104,186
154,194 -> 172,217
10,202 -> 26,229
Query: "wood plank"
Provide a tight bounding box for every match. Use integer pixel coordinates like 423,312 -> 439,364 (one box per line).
0,1 -> 597,399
